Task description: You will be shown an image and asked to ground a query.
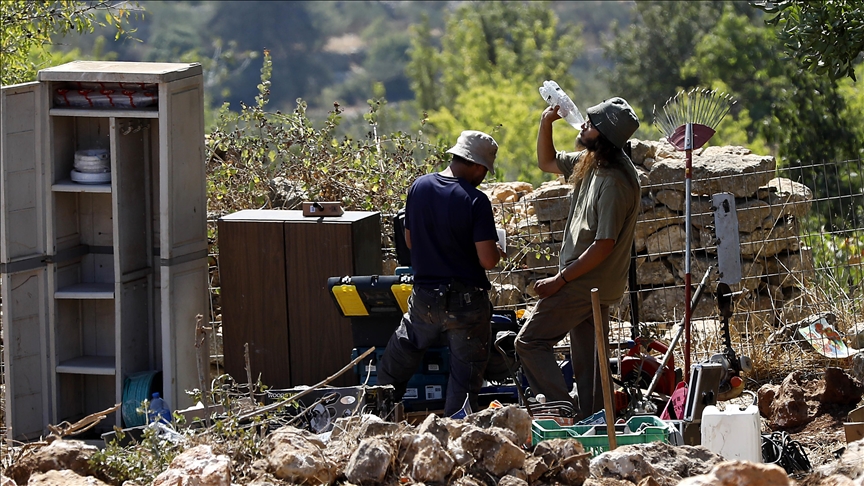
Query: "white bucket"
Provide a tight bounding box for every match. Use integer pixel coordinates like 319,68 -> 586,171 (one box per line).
701,402 -> 762,463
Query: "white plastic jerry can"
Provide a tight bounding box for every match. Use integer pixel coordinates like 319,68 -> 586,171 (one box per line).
701,402 -> 762,463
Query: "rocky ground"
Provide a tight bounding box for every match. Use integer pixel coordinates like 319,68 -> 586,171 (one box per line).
2,368 -> 863,485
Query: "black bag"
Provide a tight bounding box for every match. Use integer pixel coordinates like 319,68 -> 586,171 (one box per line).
393,208 -> 411,266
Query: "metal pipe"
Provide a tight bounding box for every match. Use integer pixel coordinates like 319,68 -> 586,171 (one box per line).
643,266 -> 714,400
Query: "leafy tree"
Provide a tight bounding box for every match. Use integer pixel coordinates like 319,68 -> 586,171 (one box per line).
405,14 -> 441,111
685,8 -> 861,164
408,1 -> 581,112
206,51 -> 446,219
0,0 -> 138,85
603,1 -> 757,121
752,0 -> 864,81
204,2 -> 331,111
425,73 -> 579,184
406,1 -> 582,185
317,18 -> 413,107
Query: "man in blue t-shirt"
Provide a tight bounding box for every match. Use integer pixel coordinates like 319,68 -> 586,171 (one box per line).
378,130 -> 503,416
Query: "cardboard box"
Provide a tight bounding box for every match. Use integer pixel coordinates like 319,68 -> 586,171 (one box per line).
844,405 -> 864,443
302,201 -> 344,217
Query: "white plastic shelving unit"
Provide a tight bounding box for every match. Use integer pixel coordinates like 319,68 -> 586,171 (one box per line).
1,61 -> 208,440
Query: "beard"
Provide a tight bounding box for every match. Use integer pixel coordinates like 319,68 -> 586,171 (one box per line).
577,132 -> 598,151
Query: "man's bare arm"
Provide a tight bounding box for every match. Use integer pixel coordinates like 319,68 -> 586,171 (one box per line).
537,105 -> 563,175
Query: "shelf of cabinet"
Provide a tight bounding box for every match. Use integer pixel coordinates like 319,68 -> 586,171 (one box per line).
3,61 -> 208,441
56,356 -> 116,375
52,180 -> 112,193
55,282 -> 114,299
49,107 -> 159,118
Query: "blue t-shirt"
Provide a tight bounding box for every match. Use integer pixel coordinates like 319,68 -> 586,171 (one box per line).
405,173 -> 497,290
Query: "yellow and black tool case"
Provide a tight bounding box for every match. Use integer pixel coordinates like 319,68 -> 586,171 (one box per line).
328,275 -> 414,347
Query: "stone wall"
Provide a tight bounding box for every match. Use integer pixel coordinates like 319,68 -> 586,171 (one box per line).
480,139 -> 815,326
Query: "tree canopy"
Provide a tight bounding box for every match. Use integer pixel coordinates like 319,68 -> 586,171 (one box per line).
752,0 -> 864,81
0,0 -> 137,85
406,1 -> 582,184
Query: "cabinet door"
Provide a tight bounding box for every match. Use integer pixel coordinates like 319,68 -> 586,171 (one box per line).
218,219 -> 291,388
158,75 -> 206,260
1,83 -> 51,440
1,82 -> 45,264
157,75 -> 208,410
284,215 -> 381,387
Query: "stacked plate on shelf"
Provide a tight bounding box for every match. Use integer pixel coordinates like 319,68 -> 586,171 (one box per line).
70,149 -> 111,184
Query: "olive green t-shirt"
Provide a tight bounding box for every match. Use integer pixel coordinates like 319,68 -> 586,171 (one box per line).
556,149 -> 640,304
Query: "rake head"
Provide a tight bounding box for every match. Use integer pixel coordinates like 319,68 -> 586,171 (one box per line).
654,88 -> 736,150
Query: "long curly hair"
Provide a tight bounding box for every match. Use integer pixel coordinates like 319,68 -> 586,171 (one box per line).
569,131 -> 622,185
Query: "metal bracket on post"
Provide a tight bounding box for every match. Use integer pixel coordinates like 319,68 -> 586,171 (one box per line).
711,193 -> 742,285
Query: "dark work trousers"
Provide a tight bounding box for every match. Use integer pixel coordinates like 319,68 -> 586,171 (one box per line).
514,283 -> 610,420
377,285 -> 492,416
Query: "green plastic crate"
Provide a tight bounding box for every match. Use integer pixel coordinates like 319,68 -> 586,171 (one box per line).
531,416 -> 674,457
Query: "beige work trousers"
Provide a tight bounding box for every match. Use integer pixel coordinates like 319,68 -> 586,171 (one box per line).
515,282 -> 610,420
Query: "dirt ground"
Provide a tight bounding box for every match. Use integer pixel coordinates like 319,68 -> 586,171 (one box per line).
789,405 -> 854,478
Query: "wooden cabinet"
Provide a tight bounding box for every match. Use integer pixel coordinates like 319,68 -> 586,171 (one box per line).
218,210 -> 381,388
1,61 -> 208,440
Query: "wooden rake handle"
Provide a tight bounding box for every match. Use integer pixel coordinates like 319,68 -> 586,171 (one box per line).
592,288 -> 617,450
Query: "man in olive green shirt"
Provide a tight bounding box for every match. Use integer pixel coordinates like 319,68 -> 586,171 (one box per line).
515,97 -> 640,419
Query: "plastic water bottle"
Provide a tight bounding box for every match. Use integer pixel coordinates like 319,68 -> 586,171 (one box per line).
539,80 -> 585,130
148,392 -> 172,424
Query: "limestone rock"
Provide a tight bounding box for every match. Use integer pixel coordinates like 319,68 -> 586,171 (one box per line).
635,205 -> 684,242
629,139 -> 658,166
738,219 -> 801,258
813,475 -> 863,486
533,438 -> 590,485
530,184 -> 571,221
522,455 -> 549,483
638,478 -> 663,486
764,249 -> 814,288
358,419 -> 402,439
7,439 -> 98,485
649,147 -> 775,198
152,445 -> 231,486
454,426 -> 526,476
590,442 -> 723,486
639,286 -> 714,322
417,413 -> 450,447
655,189 -> 685,212
345,437 -> 394,484
764,177 -> 813,220
464,405 -> 532,447
397,433 -> 454,483
635,164 -> 651,196
26,469 -> 110,486
758,371 -> 814,430
269,176 -> 307,208
677,460 -> 793,485
499,474 -> 529,486
853,353 -> 864,384
725,198 -> 772,234
667,254 -> 716,288
453,477 -> 485,486
636,259 -> 676,286
264,426 -> 336,484
491,283 -> 524,307
645,225 -> 689,260
484,181 -> 534,203
816,438 -> 864,481
491,269 -> 528,292
330,414 -> 372,440
817,367 -> 864,406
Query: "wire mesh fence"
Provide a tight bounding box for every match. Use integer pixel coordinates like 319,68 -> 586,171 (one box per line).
202,156 -> 863,386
